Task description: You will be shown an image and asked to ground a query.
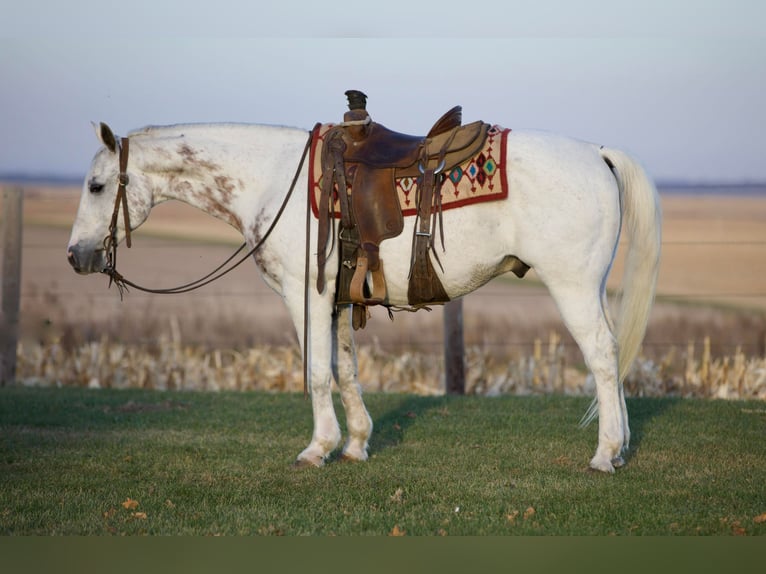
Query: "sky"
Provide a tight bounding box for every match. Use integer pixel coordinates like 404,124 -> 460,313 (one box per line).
1,0 -> 765,184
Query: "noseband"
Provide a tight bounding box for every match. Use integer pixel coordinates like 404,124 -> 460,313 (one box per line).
101,129 -> 313,298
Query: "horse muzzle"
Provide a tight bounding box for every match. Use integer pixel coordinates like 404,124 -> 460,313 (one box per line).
66,242 -> 107,275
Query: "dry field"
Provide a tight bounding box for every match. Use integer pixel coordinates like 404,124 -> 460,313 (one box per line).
4,184 -> 766,398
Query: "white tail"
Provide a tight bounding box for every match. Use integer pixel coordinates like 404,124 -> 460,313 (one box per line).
601,147 -> 662,383
581,148 -> 662,428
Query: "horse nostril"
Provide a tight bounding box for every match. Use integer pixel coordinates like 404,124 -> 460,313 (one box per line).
67,248 -> 79,270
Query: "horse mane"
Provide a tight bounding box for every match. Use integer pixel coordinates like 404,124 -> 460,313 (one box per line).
127,122 -> 302,139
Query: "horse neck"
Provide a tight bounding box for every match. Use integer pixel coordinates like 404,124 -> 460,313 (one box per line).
131,124 -> 302,233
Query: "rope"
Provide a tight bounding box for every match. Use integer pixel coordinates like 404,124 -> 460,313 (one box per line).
337,116 -> 371,128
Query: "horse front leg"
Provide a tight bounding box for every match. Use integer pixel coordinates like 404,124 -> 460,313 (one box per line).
332,305 -> 373,462
289,288 -> 342,468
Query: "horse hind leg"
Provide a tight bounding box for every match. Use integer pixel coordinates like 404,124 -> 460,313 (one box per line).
602,287 -> 630,456
541,274 -> 627,473
332,305 -> 373,462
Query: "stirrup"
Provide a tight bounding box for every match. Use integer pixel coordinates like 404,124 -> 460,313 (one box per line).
349,254 -> 387,305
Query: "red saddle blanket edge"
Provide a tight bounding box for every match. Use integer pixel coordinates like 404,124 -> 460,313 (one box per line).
308,124 -> 511,219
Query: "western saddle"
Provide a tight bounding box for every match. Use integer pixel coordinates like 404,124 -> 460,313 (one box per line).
316,90 -> 490,329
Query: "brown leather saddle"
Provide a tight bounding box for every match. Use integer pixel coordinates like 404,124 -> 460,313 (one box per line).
316,90 -> 490,329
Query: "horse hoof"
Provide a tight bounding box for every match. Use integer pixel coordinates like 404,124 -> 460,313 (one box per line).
292,456 -> 324,469
611,455 -> 626,468
338,453 -> 365,463
588,458 -> 615,474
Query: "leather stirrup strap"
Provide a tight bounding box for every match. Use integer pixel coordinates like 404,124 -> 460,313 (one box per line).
352,304 -> 367,330
316,128 -> 351,294
409,166 -> 437,301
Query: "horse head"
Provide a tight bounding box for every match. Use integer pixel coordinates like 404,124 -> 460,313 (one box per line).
67,122 -> 152,274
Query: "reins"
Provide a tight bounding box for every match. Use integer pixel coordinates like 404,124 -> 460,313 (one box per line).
102,130 -> 313,299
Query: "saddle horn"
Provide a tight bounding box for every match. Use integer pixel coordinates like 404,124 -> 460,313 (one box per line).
345,90 -> 368,111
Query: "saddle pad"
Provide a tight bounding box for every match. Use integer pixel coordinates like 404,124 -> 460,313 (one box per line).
309,123 -> 510,218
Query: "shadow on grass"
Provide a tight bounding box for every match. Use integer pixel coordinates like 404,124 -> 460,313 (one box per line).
368,395 -> 450,455
624,396 -> 679,463
365,394 -> 681,467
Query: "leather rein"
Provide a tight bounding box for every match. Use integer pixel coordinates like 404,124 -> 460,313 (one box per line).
102,131 -> 313,298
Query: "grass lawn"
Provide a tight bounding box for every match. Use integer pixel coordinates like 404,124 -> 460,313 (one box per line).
1,388 -> 764,535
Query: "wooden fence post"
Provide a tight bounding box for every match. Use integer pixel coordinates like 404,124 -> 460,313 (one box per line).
444,298 -> 465,395
1,187 -> 23,386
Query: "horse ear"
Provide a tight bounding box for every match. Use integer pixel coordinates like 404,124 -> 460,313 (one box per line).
95,122 -> 118,153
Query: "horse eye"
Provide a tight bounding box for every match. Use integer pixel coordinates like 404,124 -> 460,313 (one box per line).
88,181 -> 105,194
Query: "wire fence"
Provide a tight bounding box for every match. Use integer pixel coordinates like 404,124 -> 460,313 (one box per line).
14,230 -> 766,357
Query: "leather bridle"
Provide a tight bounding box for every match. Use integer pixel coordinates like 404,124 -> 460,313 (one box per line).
101,130 -> 313,298
102,137 -> 133,291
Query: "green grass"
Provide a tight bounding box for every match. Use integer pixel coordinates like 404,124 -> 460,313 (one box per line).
1,388 -> 764,535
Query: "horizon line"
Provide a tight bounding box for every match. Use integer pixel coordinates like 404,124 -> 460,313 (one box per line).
2,172 -> 766,190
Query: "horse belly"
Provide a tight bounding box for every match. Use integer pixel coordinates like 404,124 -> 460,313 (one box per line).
379,203 -> 515,304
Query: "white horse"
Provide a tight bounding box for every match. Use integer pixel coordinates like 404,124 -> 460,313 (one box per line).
67,120 -> 661,473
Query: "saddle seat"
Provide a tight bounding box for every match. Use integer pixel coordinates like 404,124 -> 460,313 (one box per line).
342,106 -> 488,176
